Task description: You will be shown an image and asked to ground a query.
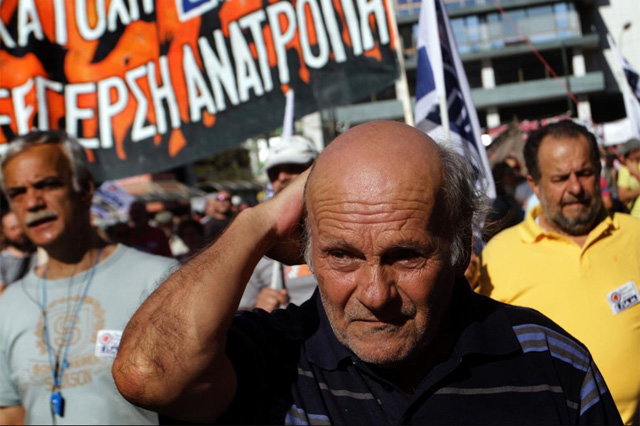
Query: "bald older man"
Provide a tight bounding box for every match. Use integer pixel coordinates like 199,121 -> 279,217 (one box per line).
113,122 -> 621,425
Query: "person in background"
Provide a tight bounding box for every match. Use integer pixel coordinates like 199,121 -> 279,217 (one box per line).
153,210 -> 188,258
0,130 -> 177,424
602,147 -> 626,213
505,156 -> 534,209
484,162 -> 523,241
239,135 -> 319,312
617,138 -> 640,219
600,176 -> 614,212
0,210 -> 35,294
175,218 -> 206,263
128,201 -> 172,257
202,190 -> 234,242
105,221 -> 132,246
478,121 -> 640,424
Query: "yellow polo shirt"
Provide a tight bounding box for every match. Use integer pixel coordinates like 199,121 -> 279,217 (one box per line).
478,207 -> 640,425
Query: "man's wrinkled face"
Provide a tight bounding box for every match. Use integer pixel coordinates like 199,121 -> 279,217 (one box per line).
1,211 -> 27,248
307,171 -> 454,367
532,135 -> 602,236
2,145 -> 84,249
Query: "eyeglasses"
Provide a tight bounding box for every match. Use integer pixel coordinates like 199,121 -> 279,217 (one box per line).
217,194 -> 231,201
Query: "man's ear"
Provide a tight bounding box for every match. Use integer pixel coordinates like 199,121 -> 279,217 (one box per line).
80,180 -> 95,202
526,174 -> 539,199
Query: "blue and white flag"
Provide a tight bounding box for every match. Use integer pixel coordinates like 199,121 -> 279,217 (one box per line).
608,34 -> 640,140
619,50 -> 640,101
414,0 -> 495,201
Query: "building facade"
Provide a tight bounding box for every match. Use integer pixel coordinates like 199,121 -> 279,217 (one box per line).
325,0 -> 640,135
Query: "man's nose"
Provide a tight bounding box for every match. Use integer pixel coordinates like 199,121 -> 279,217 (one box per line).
566,173 -> 583,195
25,188 -> 45,210
355,264 -> 397,312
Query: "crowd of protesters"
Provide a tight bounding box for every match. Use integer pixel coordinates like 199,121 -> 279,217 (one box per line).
90,131 -> 640,276
98,191 -> 251,264
0,123 -> 639,425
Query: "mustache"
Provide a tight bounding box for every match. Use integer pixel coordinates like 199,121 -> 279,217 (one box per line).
561,193 -> 591,206
25,210 -> 58,227
345,301 -> 417,323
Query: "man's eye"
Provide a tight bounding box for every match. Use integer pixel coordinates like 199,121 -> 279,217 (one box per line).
329,250 -> 349,259
384,249 -> 424,266
35,180 -> 63,189
6,190 -> 24,200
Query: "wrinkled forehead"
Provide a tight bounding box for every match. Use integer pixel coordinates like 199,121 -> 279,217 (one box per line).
305,121 -> 445,228
537,135 -> 595,173
305,161 -> 443,231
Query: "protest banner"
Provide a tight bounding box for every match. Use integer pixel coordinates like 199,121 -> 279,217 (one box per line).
0,0 -> 398,180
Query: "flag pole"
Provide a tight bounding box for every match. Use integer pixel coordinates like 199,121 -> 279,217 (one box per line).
282,88 -> 295,138
385,0 -> 414,126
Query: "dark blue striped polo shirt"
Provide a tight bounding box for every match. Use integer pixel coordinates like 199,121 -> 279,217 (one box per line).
219,279 -> 622,425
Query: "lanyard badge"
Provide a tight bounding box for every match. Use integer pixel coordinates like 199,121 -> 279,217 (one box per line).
51,391 -> 65,417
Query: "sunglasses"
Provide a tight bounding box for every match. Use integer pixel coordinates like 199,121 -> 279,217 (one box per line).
267,163 -> 310,183
217,195 -> 231,201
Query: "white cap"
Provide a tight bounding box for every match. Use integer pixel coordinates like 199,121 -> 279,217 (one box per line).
619,138 -> 640,156
264,135 -> 319,174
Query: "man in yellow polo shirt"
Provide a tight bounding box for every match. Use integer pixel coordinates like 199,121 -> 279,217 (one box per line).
478,121 -> 640,425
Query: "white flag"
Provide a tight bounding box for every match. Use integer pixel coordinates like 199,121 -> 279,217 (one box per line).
608,34 -> 640,140
414,0 -> 495,201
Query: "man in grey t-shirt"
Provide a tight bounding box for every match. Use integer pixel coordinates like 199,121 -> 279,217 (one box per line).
0,131 -> 177,424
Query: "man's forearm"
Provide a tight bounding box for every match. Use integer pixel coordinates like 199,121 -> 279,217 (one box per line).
113,207 -> 277,422
617,186 -> 640,203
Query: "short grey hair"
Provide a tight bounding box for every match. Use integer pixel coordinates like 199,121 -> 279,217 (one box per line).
0,130 -> 93,195
302,143 -> 485,270
436,144 -> 486,268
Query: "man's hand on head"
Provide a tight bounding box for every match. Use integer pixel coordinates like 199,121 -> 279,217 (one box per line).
261,168 -> 311,265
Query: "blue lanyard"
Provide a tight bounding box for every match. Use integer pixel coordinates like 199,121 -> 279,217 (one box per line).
41,248 -> 103,390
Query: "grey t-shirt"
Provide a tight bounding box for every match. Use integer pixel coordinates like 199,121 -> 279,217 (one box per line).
0,244 -> 177,425
240,257 -> 317,309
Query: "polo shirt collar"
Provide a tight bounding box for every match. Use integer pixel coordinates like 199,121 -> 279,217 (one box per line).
519,205 -> 618,244
304,278 -> 521,371
450,281 -> 521,357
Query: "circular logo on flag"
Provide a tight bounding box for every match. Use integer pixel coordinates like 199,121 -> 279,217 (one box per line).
610,292 -> 620,303
100,334 -> 112,344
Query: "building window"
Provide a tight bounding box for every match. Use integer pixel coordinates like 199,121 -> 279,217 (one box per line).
445,2 -> 582,54
443,0 -> 488,9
